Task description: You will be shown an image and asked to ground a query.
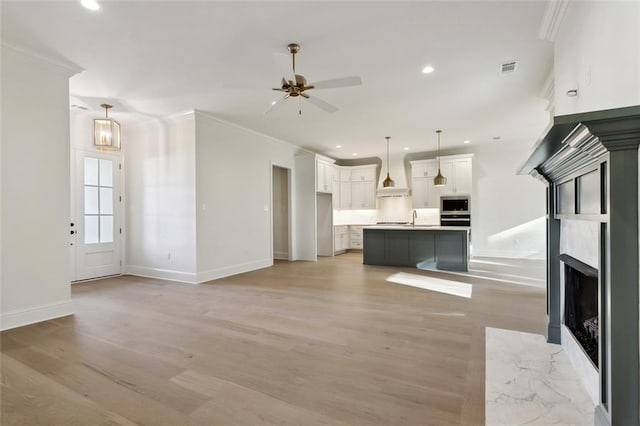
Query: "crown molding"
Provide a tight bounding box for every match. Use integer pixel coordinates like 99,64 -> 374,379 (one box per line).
538,0 -> 570,42
1,41 -> 83,75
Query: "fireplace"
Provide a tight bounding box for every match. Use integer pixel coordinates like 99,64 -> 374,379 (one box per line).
518,106 -> 640,426
561,254 -> 598,367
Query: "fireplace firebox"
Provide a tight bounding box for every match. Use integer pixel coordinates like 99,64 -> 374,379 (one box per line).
561,254 -> 598,367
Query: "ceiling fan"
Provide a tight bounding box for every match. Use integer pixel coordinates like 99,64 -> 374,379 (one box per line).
266,43 -> 362,115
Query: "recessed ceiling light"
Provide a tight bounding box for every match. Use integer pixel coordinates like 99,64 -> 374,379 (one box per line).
403,147 -> 409,151
81,0 -> 100,11
336,145 -> 342,148
352,153 -> 358,156
422,65 -> 435,74
463,140 -> 470,144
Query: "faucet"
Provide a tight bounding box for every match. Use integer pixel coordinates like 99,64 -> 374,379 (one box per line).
412,209 -> 417,227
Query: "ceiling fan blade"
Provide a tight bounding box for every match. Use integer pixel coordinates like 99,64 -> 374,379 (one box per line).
272,88 -> 287,92
305,95 -> 338,114
264,95 -> 289,115
309,76 -> 362,90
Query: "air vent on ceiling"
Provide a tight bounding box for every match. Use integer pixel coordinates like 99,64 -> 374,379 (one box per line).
500,61 -> 518,75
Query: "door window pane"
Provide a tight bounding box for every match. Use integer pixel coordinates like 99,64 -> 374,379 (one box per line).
85,216 -> 99,244
100,188 -> 113,214
99,159 -> 113,187
100,216 -> 114,243
83,156 -> 117,245
84,187 -> 99,214
84,158 -> 99,186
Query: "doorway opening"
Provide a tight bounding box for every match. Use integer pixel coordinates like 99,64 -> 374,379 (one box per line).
272,165 -> 291,261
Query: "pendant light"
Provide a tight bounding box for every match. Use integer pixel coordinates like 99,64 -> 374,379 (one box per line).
433,129 -> 447,187
94,103 -> 121,151
382,136 -> 395,187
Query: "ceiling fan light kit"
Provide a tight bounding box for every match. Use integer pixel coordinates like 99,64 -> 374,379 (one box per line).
433,129 -> 447,187
266,42 -> 362,115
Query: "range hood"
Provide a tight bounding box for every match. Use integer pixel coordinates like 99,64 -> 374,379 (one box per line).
377,187 -> 411,198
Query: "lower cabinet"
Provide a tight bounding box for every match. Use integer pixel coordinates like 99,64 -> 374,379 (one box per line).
349,226 -> 363,249
334,226 -> 349,253
363,229 -> 468,271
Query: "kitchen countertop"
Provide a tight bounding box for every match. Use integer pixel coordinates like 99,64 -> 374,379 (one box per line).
364,225 -> 470,231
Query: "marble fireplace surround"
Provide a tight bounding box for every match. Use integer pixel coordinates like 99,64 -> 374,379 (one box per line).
559,221 -> 600,405
519,106 -> 640,426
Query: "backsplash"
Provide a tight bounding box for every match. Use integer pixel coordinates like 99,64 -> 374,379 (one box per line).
333,197 -> 440,225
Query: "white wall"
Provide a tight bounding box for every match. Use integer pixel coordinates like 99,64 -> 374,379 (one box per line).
470,143 -> 546,258
272,165 -> 289,260
194,111 -> 306,281
554,1 -> 640,115
124,113 -> 197,283
1,46 -> 78,330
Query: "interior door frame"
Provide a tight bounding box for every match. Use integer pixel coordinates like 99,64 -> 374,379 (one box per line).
270,162 -> 293,262
71,148 -> 126,282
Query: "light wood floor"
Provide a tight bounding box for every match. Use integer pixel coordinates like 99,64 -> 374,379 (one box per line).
1,253 -> 546,426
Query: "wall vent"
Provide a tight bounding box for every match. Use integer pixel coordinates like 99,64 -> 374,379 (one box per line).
500,61 -> 518,75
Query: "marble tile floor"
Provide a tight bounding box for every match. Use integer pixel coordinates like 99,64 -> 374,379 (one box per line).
486,327 -> 595,425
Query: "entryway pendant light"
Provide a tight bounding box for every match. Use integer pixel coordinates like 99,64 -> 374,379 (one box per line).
94,103 -> 121,151
433,129 -> 447,187
382,136 -> 395,187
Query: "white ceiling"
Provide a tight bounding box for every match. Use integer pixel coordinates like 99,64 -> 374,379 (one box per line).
2,1 -> 553,159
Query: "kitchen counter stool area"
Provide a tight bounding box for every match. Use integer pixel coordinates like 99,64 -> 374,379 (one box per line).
362,226 -> 470,272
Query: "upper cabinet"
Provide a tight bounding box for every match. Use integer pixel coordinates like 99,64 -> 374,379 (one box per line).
333,164 -> 377,210
316,159 -> 334,193
409,159 -> 439,209
437,155 -> 473,196
350,166 -> 376,182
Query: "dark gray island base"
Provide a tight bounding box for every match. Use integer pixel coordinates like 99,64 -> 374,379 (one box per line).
363,226 -> 470,272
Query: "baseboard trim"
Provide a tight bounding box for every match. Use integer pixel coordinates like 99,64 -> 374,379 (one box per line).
471,249 -> 545,260
126,265 -> 198,284
1,299 -> 74,331
273,251 -> 289,260
197,258 -> 273,283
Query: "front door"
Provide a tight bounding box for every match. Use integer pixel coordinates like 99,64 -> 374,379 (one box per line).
71,150 -> 122,281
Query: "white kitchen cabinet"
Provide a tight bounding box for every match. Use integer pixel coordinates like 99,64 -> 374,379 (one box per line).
351,181 -> 376,209
349,226 -> 363,249
339,181 -> 351,209
412,176 -> 440,208
339,167 -> 351,182
334,225 -> 349,253
332,164 -> 376,210
350,166 -> 376,182
410,160 -> 440,209
437,155 -> 473,196
453,158 -> 472,194
316,160 -> 334,193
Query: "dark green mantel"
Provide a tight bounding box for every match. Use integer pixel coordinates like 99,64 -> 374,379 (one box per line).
519,105 -> 640,426
518,105 -> 640,178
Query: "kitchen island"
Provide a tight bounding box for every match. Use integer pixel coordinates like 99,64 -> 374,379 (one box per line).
363,225 -> 470,272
